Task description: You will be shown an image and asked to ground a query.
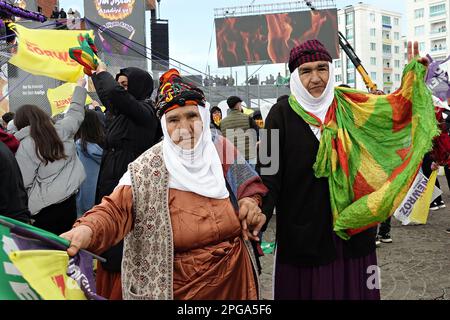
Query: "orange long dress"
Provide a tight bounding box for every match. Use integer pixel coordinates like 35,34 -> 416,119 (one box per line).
77,186 -> 258,300
170,189 -> 258,300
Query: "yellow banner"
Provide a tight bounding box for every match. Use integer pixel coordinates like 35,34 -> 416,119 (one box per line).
47,83 -> 92,116
9,24 -> 94,83
9,250 -> 87,300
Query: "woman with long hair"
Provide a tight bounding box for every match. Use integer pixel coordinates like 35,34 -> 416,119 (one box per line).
75,109 -> 104,217
14,78 -> 88,235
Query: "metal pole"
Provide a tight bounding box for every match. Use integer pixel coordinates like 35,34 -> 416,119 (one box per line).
245,62 -> 250,107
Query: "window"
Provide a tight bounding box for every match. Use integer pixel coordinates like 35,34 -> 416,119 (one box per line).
430,3 -> 446,17
414,8 -> 424,19
370,43 -> 376,51
394,18 -> 399,25
370,28 -> 376,37
383,44 -> 392,54
346,28 -> 354,40
415,25 -> 425,36
371,57 -> 377,65
335,74 -> 342,82
370,13 -> 375,22
395,60 -> 400,68
347,57 -> 354,69
395,74 -> 401,82
382,16 -> 391,26
419,42 -> 425,52
335,60 -> 341,68
346,13 -> 354,25
395,46 -> 400,54
394,32 -> 400,40
371,72 -> 377,80
347,72 -> 355,82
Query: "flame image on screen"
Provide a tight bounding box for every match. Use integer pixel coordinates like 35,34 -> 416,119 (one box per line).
215,9 -> 339,68
95,0 -> 135,21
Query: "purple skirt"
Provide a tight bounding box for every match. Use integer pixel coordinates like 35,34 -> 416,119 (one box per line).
274,235 -> 381,300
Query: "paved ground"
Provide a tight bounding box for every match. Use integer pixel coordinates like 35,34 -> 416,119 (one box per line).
259,176 -> 450,300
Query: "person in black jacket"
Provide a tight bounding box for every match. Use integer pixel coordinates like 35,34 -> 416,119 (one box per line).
90,62 -> 162,300
258,40 -> 380,300
0,141 -> 30,224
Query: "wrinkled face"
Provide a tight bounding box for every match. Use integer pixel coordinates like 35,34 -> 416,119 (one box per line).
166,105 -> 203,150
117,75 -> 128,91
298,61 -> 330,98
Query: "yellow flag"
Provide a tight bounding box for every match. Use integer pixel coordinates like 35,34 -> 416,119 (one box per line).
9,250 -> 87,300
409,170 -> 438,225
9,24 -> 94,83
242,107 -> 255,115
47,83 -> 92,116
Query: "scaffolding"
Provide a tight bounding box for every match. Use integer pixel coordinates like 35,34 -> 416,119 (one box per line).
214,0 -> 336,18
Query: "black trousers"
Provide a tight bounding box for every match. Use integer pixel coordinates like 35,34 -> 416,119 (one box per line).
422,153 -> 443,203
32,194 -> 77,235
378,217 -> 391,236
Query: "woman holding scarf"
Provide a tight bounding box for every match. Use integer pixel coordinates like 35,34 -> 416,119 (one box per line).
259,40 -> 436,300
61,69 -> 267,300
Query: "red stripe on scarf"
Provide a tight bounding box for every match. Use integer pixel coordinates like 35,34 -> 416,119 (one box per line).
387,94 -> 412,133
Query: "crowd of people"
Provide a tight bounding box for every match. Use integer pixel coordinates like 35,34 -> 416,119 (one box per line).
0,38 -> 448,300
202,72 -> 289,87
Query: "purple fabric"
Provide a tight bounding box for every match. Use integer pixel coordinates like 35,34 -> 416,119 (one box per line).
274,235 -> 380,300
425,54 -> 450,101
288,39 -> 332,73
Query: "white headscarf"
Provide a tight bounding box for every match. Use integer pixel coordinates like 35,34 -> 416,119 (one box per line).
290,62 -> 335,140
161,105 -> 230,199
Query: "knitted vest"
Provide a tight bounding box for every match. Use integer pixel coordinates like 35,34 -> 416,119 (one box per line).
220,110 -> 255,160
121,141 -> 260,300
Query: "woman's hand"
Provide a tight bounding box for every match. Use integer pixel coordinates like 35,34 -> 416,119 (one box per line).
407,41 -> 429,67
60,225 -> 93,256
77,77 -> 86,88
431,162 -> 440,171
238,197 -> 265,241
95,61 -> 107,74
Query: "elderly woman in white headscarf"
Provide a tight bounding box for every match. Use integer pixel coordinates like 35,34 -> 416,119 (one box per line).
61,69 -> 268,300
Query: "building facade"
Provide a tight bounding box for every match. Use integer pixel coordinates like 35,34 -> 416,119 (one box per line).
334,3 -> 404,93
406,0 -> 449,70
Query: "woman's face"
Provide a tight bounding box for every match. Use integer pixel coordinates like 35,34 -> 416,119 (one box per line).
165,105 -> 203,150
212,110 -> 222,125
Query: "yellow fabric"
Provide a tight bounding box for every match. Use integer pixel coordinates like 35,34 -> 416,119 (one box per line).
242,107 -> 254,115
9,24 -> 94,82
8,250 -> 86,300
47,82 -> 92,116
409,170 -> 437,224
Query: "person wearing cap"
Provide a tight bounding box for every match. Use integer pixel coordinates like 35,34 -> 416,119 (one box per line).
258,40 -> 432,300
61,69 -> 268,300
220,96 -> 260,168
88,62 -> 162,299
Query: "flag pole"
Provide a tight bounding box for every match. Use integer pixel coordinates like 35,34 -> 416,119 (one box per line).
0,218 -> 106,263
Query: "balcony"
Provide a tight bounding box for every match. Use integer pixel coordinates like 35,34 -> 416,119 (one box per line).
383,52 -> 392,59
382,24 -> 392,30
383,67 -> 393,72
384,81 -> 393,86
429,12 -> 447,22
430,27 -> 447,39
382,38 -> 393,44
431,45 -> 447,53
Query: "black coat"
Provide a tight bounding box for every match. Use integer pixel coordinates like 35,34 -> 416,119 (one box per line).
92,68 -> 162,272
258,98 -> 376,267
93,68 -> 161,203
0,141 -> 30,223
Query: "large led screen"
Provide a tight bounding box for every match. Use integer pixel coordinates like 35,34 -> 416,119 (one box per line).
215,9 -> 339,68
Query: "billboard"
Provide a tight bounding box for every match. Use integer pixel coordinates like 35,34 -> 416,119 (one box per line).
84,0 -> 147,70
8,0 -> 37,11
215,9 -> 339,68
